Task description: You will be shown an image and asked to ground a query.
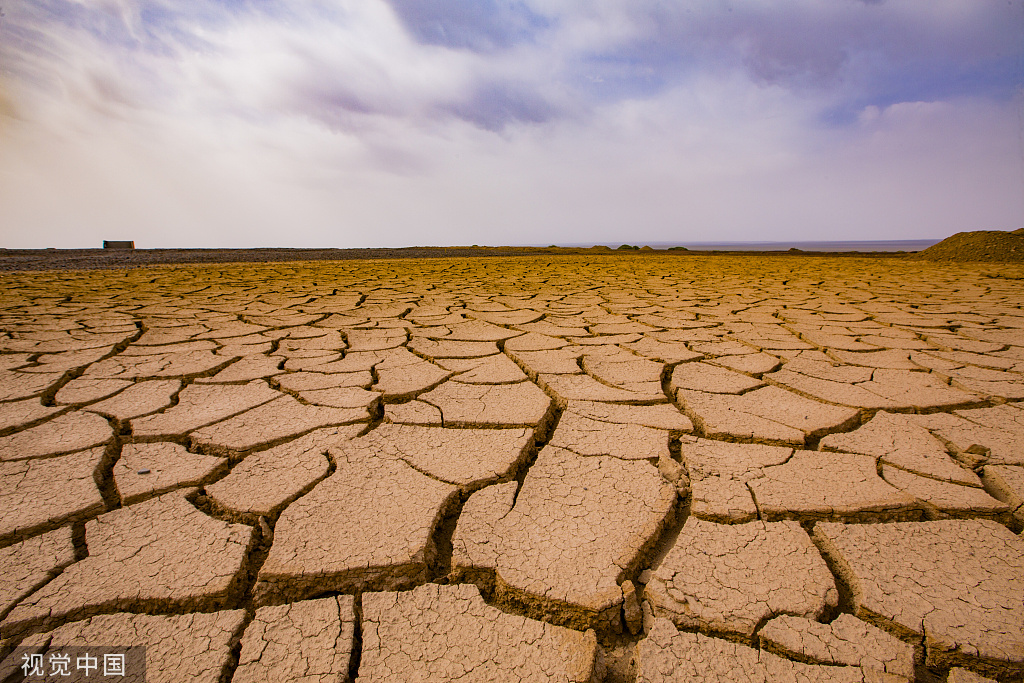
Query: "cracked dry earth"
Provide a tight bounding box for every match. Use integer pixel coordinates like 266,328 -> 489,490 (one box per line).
0,255 -> 1023,683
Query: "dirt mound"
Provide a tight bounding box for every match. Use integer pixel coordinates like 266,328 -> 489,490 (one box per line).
910,228 -> 1024,262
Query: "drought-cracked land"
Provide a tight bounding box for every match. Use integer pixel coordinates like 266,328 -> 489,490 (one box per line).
0,253 -> 1022,683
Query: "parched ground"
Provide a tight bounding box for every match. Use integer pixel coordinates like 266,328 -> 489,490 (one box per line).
0,254 -> 1023,683
909,229 -> 1024,263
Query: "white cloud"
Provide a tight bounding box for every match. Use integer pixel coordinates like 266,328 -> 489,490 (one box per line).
0,0 -> 1021,247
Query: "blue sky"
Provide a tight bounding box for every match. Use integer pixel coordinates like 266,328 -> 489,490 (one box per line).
1,0 -> 1022,248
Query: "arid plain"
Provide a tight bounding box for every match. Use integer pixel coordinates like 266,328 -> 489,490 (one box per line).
0,254 -> 1022,683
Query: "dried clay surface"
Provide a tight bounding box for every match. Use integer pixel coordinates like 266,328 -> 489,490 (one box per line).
1,254 -> 1023,681
235,595 -> 356,683
757,613 -> 915,680
644,518 -> 838,638
1,490 -> 253,637
814,519 -> 1024,678
5,609 -> 246,683
636,617 -> 879,683
359,583 -> 598,683
453,445 -> 677,631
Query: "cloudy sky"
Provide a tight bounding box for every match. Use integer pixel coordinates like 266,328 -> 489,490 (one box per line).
1,0 -> 1022,248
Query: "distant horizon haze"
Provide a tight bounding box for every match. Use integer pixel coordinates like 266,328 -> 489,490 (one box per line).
2,238 -> 947,253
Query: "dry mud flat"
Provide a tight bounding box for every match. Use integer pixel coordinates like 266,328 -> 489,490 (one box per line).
0,254 -> 1022,683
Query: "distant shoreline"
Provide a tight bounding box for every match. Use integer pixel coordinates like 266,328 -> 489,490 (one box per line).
0,243 -> 939,273
554,239 -> 942,252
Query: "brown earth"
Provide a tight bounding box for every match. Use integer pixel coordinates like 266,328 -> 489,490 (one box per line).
0,244 -> 909,273
0,254 -> 1022,683
910,228 -> 1024,262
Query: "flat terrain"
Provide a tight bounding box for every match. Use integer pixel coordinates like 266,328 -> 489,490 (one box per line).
0,254 -> 1022,682
0,246 -> 910,273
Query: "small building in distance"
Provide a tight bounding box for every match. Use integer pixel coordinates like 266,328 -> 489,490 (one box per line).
103,240 -> 135,249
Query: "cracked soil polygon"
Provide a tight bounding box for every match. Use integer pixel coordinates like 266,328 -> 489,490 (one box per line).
206,426 -> 361,519
53,377 -> 133,404
344,328 -> 406,351
83,349 -> 231,379
114,442 -> 227,505
84,379 -> 181,420
758,613 -> 915,680
670,362 -> 763,394
645,518 -> 837,638
408,337 -> 499,359
0,411 -> 111,461
0,448 -> 105,542
516,321 -> 589,337
24,609 -> 246,683
636,618 -> 868,683
195,354 -> 283,383
334,423 -> 533,489
938,403 -> 1024,466
417,380 -> 551,427
371,347 -> 452,400
275,371 -> 373,392
0,370 -> 68,402
880,465 -> 1009,520
436,354 -> 529,383
444,319 -> 524,342
766,368 -> 906,410
582,353 -> 663,386
680,437 -> 793,475
256,449 -> 458,604
688,473 -> 758,523
0,398 -> 61,433
678,385 -> 859,446
565,400 -> 692,431
707,352 -> 781,375
451,481 -> 519,585
507,348 -> 585,375
549,411 -> 670,460
539,373 -> 666,404
945,365 -> 1024,400
384,399 -> 444,425
680,438 -> 792,523
767,362 -> 979,411
358,583 -> 598,683
829,348 -> 918,370
131,380 -> 280,438
2,489 -> 253,637
463,446 -> 677,629
189,394 -> 370,456
296,386 -> 381,409
820,411 -> 981,486
0,526 -> 75,618
621,337 -> 703,364
4,489 -> 251,638
749,449 -> 920,521
946,669 -> 999,683
235,595 -> 356,683
813,519 -> 1024,677
502,332 -> 567,352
